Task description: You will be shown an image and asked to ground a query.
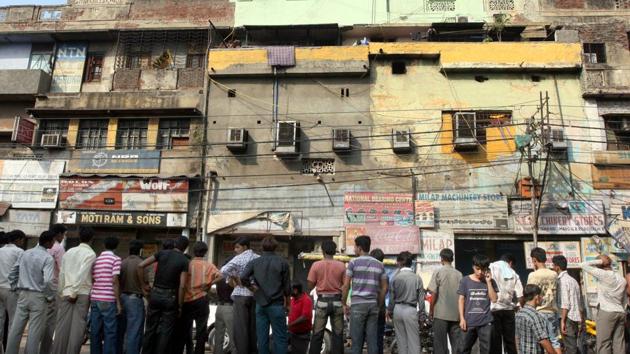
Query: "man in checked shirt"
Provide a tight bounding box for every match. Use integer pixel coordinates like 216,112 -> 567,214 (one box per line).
515,284 -> 556,354
220,237 -> 260,354
552,255 -> 583,354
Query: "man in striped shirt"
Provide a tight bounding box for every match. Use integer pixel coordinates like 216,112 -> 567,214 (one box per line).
342,235 -> 388,354
90,237 -> 122,354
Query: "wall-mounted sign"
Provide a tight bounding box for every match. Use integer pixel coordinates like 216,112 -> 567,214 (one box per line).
512,200 -> 606,235
581,237 -> 625,305
344,192 -> 419,255
523,241 -> 581,269
415,201 -> 434,228
416,193 -> 509,230
419,230 -> 454,263
59,178 -> 188,212
0,210 -> 51,236
11,116 -> 36,145
50,43 -> 87,93
57,210 -> 186,228
76,150 -> 160,174
0,160 -> 65,209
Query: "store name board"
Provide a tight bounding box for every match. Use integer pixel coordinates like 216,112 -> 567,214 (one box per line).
57,210 -> 186,228
512,200 -> 605,235
416,192 -> 509,230
11,116 -> 35,145
0,160 -> 65,209
420,230 -> 454,263
524,241 -> 581,269
76,150 -> 160,173
0,210 -> 51,236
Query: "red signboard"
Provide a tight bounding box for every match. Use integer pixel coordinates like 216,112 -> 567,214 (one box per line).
59,178 -> 189,212
344,192 -> 419,255
11,116 -> 36,145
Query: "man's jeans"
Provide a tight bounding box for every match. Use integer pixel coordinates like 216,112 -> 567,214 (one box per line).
491,309 -> 517,354
90,300 -> 118,354
540,312 -> 561,349
255,303 -> 288,354
178,297 -> 210,354
350,302 -> 380,354
142,287 -> 178,354
564,318 -> 579,354
118,294 -> 145,354
460,323 -> 492,354
309,297 -> 344,354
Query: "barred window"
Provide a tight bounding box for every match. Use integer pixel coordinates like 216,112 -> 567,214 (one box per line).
158,119 -> 190,149
38,119 -> 68,146
84,55 -> 104,82
116,119 -> 148,150
604,116 -> 630,151
77,119 -> 108,149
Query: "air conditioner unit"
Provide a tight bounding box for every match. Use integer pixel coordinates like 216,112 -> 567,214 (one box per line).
275,121 -> 300,156
40,133 -> 62,148
392,129 -> 412,153
226,128 -> 248,152
332,129 -> 351,151
621,118 -> 630,132
457,16 -> 469,23
453,112 -> 479,151
543,128 -> 568,151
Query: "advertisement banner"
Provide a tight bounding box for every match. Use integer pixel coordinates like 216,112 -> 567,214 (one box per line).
76,150 -> 161,174
608,203 -> 630,253
523,241 -> 582,269
512,200 -> 606,235
415,201 -> 434,228
344,192 -> 419,255
0,160 -> 65,209
0,210 -> 51,236
419,230 -> 454,263
57,210 -> 187,228
50,43 -> 87,93
59,178 -> 188,212
416,193 -> 509,230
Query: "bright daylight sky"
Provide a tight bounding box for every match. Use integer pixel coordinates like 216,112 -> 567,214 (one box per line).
3,0 -> 67,5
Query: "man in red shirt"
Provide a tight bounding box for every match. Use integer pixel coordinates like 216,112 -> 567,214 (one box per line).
288,283 -> 312,354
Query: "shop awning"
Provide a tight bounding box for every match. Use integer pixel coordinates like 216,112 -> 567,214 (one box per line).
206,211 -> 296,235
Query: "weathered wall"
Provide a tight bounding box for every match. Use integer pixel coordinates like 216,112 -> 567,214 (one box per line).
0,43 -> 31,70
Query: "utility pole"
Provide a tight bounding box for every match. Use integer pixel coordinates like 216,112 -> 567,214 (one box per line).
526,118 -> 539,247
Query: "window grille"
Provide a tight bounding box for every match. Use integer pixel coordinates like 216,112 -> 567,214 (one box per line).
116,119 -> 148,150
77,119 -> 108,149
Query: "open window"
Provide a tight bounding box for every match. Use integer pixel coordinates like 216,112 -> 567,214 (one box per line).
583,43 -> 606,64
275,121 -> 300,156
604,116 -> 630,151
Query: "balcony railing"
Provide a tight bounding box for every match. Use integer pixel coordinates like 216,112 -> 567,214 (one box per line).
113,68 -> 204,91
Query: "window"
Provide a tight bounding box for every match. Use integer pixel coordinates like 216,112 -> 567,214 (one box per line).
125,53 -> 151,69
0,10 -> 7,22
77,119 -> 108,149
583,43 -> 606,64
38,119 -> 68,146
116,119 -> 148,149
39,10 -> 61,21
84,55 -> 104,82
28,44 -> 54,74
157,119 -> 190,149
392,61 -> 407,74
450,111 -> 512,145
186,54 -> 205,69
604,116 -> 630,151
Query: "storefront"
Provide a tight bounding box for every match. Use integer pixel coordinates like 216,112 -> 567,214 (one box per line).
56,177 -> 190,255
0,160 -> 65,247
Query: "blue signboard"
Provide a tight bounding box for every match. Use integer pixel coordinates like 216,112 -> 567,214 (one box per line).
76,150 -> 161,173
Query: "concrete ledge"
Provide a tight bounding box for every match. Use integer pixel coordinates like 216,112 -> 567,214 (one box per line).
0,69 -> 51,96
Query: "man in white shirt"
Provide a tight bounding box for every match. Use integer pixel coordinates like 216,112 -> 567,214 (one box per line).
580,255 -> 626,354
51,227 -> 96,354
0,230 -> 25,351
490,254 -> 523,354
40,224 -> 66,354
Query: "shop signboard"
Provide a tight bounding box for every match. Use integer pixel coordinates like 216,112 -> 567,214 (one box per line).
50,43 -> 87,93
419,230 -> 454,263
11,116 -> 36,145
344,192 -> 419,255
59,178 -> 188,212
76,150 -> 160,174
0,160 -> 65,209
0,210 -> 51,236
523,241 -> 582,269
512,200 -> 606,235
608,203 -> 630,253
416,193 -> 509,230
56,210 -> 186,228
581,237 -> 625,305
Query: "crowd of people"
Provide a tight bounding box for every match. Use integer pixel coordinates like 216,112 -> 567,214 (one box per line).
0,226 -> 627,354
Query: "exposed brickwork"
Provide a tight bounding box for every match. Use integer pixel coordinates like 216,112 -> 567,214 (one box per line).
177,68 -> 204,89
554,0 -> 585,9
129,0 -> 234,27
112,69 -> 140,91
586,0 -> 616,9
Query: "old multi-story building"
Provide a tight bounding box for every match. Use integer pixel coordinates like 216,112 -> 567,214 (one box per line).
0,0 -> 233,252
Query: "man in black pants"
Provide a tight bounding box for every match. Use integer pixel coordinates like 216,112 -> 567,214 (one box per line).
138,236 -> 190,354
220,237 -> 259,354
490,254 -> 523,354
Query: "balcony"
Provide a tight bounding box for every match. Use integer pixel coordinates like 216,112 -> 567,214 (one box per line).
582,67 -> 630,98
112,68 -> 205,91
0,69 -> 51,97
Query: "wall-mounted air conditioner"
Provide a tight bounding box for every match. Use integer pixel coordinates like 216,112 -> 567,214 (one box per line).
226,128 -> 248,152
332,129 -> 351,151
275,121 -> 300,156
392,129 -> 412,153
453,112 -> 479,151
543,128 -> 568,152
40,134 -> 62,148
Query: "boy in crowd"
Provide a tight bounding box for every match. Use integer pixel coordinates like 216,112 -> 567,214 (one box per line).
458,254 -> 498,354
